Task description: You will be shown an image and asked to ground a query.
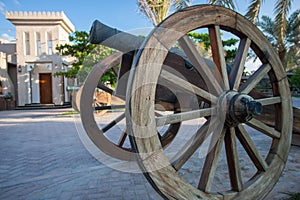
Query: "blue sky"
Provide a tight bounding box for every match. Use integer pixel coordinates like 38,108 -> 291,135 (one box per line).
0,0 -> 299,42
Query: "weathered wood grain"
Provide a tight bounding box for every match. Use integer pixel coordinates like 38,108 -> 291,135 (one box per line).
127,4 -> 293,199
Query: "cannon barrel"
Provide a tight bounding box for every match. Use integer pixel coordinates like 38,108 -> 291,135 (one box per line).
89,20 -> 144,53
89,20 -> 195,69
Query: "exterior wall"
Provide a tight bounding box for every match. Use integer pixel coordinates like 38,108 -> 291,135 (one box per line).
58,26 -> 70,46
0,42 -> 16,100
6,11 -> 75,106
0,51 -> 11,96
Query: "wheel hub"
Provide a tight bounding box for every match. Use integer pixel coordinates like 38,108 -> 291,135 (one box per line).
217,91 -> 263,126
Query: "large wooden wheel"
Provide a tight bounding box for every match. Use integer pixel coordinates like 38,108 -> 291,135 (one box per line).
80,52 -> 181,161
127,5 -> 292,199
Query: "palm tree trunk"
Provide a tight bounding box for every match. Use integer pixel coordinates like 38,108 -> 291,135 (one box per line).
278,44 -> 287,67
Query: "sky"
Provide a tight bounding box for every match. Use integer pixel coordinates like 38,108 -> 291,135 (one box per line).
0,0 -> 299,43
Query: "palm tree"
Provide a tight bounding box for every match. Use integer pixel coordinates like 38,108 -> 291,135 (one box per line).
137,0 -> 190,25
209,0 -> 298,69
209,0 -> 294,26
139,0 -> 295,47
285,10 -> 300,70
137,0 -> 298,69
258,9 -> 300,70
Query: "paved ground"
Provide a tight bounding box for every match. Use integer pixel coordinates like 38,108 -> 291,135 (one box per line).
0,98 -> 299,199
0,109 -> 162,200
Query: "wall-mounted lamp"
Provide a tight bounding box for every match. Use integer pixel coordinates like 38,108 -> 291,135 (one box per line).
18,65 -> 22,73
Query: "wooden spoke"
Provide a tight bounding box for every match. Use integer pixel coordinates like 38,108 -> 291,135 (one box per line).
178,35 -> 223,95
118,131 -> 127,147
160,69 -> 217,103
246,118 -> 281,139
229,38 -> 251,91
236,124 -> 268,171
156,107 -> 215,127
239,64 -> 271,94
172,120 -> 212,170
256,96 -> 281,106
209,25 -> 230,90
97,82 -> 114,94
224,127 -> 243,191
102,112 -> 125,133
198,127 -> 226,192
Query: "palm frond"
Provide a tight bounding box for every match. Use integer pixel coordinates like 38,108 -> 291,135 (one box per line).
286,9 -> 300,45
207,0 -> 236,10
172,0 -> 190,11
137,0 -> 158,25
274,0 -> 292,45
258,15 -> 277,47
245,0 -> 264,24
137,0 -> 172,25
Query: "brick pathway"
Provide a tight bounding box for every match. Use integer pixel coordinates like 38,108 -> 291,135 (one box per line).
0,109 -> 161,200
0,103 -> 299,199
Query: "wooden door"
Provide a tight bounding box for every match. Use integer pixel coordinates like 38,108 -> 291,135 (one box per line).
39,73 -> 52,104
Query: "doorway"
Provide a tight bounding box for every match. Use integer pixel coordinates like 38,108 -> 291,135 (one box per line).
39,73 -> 52,104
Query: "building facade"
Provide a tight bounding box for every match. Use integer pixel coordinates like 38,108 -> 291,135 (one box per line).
2,11 -> 75,107
0,40 -> 17,109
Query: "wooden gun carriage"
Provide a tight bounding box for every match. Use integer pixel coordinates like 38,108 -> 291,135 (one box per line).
79,5 -> 297,199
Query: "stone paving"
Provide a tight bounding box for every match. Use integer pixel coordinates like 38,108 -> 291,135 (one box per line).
0,98 -> 299,199
0,109 -> 161,200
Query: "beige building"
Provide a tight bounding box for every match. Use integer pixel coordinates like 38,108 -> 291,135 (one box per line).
0,11 -> 75,107
0,40 -> 17,109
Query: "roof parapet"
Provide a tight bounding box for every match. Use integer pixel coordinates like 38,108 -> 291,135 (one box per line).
5,11 -> 75,34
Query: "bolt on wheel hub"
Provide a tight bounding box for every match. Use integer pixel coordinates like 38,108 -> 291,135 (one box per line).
217,91 -> 263,126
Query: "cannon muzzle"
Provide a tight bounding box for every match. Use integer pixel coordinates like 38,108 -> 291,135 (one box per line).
89,20 -> 144,52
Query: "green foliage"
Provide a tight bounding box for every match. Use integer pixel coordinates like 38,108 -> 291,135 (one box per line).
188,32 -> 211,50
258,9 -> 300,70
54,31 -> 96,78
225,49 -> 237,65
54,30 -> 116,86
78,45 -> 116,85
222,38 -> 239,47
289,68 -> 300,90
100,67 -> 118,88
188,32 -> 238,65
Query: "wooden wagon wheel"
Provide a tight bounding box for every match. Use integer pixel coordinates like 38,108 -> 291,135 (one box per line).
127,5 -> 292,199
80,52 -> 181,161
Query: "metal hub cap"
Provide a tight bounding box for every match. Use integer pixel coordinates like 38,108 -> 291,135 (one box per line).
218,91 -> 263,126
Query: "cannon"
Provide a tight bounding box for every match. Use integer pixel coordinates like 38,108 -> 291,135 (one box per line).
80,5 -> 295,199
